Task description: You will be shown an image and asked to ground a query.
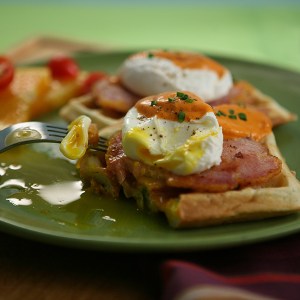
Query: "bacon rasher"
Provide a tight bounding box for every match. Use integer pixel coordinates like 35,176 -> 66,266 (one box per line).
105,132 -> 282,194
166,138 -> 282,192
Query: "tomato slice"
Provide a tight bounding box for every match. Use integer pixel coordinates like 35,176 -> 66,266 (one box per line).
48,56 -> 79,80
80,71 -> 107,94
0,56 -> 14,90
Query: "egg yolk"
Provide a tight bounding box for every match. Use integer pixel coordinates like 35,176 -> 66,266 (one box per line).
135,91 -> 213,122
214,104 -> 272,141
60,115 -> 91,160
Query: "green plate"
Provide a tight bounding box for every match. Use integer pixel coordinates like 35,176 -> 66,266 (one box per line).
0,51 -> 300,252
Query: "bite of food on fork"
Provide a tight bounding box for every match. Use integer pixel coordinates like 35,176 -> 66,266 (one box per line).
0,119 -> 108,154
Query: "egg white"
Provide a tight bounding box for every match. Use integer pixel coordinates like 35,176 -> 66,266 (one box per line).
119,54 -> 233,101
122,108 -> 223,175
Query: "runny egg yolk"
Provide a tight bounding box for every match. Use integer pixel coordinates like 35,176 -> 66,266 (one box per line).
60,115 -> 91,160
122,91 -> 223,175
214,104 -> 272,141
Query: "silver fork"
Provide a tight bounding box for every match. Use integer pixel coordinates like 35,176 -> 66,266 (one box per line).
0,122 -> 108,153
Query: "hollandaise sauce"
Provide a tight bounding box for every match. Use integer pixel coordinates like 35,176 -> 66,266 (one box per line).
214,104 -> 272,141
135,91 -> 213,122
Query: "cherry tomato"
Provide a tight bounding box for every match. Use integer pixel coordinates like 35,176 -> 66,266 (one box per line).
48,56 -> 79,80
0,56 -> 14,90
80,71 -> 107,94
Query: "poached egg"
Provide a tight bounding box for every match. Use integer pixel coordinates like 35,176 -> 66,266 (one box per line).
122,91 -> 223,175
118,50 -> 233,101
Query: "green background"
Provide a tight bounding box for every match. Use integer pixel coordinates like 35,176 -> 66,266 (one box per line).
0,1 -> 300,72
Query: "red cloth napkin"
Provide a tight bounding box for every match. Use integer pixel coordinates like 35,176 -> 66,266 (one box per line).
161,234 -> 300,300
162,260 -> 300,299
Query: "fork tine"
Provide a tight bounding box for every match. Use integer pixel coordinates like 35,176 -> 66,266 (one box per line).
98,136 -> 108,143
90,144 -> 108,152
98,137 -> 108,146
46,124 -> 68,138
47,132 -> 67,139
46,124 -> 68,132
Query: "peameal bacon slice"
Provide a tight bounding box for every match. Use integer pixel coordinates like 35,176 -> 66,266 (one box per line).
60,77 -> 138,131
105,132 -> 282,194
92,77 -> 139,114
166,138 -> 282,193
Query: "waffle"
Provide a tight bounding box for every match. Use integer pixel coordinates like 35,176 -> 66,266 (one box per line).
59,94 -> 123,129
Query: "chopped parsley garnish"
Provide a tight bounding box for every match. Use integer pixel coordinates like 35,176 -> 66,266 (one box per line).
148,52 -> 154,58
150,100 -> 157,106
176,92 -> 195,103
215,110 -> 227,117
238,112 -> 247,121
215,109 -> 247,121
178,111 -> 185,123
176,92 -> 189,100
185,97 -> 194,103
168,97 -> 176,102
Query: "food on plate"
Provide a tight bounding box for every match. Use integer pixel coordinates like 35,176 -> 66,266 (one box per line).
209,80 -> 295,127
122,91 -> 223,175
59,75 -> 139,129
119,50 -> 233,100
60,75 -> 139,129
0,55 -> 88,130
66,91 -> 300,228
60,115 -> 92,160
60,50 -> 296,129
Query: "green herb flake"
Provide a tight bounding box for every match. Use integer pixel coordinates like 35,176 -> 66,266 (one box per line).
176,92 -> 189,100
229,109 -> 235,115
150,100 -> 157,106
185,98 -> 194,103
228,114 -> 237,119
168,97 -> 175,102
238,112 -> 247,121
148,52 -> 154,59
178,111 -> 185,123
215,110 -> 227,117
